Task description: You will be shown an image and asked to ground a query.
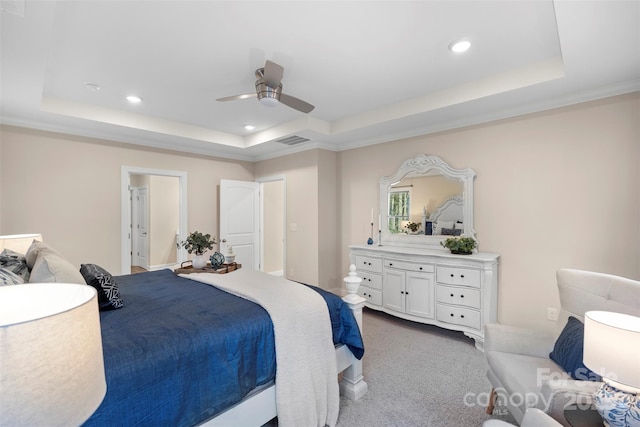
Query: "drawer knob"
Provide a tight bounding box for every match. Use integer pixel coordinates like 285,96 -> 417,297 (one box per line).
461,275 -> 465,278
461,315 -> 465,318
450,313 -> 454,317
401,291 -> 405,294
450,274 -> 454,277
450,293 -> 454,297
419,267 -> 423,270
460,295 -> 464,298
389,263 -> 393,266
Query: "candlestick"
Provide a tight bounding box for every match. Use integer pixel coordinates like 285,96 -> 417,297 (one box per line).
367,222 -> 374,245
370,208 -> 373,224
378,229 -> 383,246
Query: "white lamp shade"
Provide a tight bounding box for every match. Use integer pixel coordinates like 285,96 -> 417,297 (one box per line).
0,283 -> 106,426
583,311 -> 640,390
0,233 -> 42,254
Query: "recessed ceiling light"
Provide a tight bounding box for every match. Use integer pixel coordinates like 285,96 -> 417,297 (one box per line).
84,82 -> 101,92
126,95 -> 142,104
244,125 -> 255,131
449,40 -> 471,53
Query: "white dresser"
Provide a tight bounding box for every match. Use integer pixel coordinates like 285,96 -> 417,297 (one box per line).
350,245 -> 499,349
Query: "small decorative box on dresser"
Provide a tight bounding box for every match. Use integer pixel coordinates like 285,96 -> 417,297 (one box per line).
350,245 -> 499,350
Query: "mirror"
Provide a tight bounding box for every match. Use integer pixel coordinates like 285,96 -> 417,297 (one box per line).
379,154 -> 476,249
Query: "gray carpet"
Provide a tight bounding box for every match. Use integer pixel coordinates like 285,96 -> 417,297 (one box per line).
335,309 -> 518,427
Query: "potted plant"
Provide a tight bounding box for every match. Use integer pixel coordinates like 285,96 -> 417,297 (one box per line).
440,236 -> 477,255
404,221 -> 421,234
177,231 -> 217,269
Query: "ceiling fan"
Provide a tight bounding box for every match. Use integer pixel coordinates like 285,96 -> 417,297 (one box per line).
217,60 -> 315,113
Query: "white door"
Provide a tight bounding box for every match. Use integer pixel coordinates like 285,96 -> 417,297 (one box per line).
220,179 -> 260,270
132,186 -> 149,269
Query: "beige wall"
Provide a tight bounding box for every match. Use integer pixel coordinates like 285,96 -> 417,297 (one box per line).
149,175 -> 179,267
338,92 -> 640,330
263,180 -> 284,274
0,126 -> 254,273
318,149 -> 340,290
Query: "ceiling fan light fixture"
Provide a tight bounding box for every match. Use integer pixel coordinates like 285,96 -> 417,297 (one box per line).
449,39 -> 471,53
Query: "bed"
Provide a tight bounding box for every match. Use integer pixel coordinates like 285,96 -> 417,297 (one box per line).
0,236 -> 366,427
428,194 -> 464,236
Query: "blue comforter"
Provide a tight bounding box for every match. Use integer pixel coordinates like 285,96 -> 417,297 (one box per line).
84,269 -> 363,426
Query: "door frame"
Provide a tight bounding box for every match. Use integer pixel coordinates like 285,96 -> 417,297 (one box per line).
121,166 -> 188,275
256,174 -> 286,276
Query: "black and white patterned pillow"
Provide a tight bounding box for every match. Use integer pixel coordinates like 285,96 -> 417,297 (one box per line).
0,249 -> 30,282
80,264 -> 124,311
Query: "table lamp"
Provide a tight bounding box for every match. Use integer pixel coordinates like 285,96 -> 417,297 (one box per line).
583,310 -> 640,427
0,283 -> 106,426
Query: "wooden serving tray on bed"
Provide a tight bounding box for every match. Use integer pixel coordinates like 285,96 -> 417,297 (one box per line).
174,262 -> 241,275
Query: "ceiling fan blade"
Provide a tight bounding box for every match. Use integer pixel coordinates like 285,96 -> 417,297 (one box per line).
280,93 -> 315,113
216,93 -> 257,102
263,60 -> 284,88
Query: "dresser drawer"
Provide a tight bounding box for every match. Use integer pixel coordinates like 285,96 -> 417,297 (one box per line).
384,259 -> 435,273
355,255 -> 383,273
360,272 -> 382,290
436,285 -> 481,309
436,304 -> 481,330
436,266 -> 481,288
358,286 -> 382,306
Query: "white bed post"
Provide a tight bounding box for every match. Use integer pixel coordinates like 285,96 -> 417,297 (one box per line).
340,264 -> 368,400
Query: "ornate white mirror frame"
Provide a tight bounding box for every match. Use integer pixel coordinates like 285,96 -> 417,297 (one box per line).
379,154 -> 476,249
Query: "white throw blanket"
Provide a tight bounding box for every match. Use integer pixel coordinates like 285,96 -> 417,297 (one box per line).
182,269 -> 339,427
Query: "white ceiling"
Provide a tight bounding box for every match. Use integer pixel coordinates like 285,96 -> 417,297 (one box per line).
1,0 -> 639,161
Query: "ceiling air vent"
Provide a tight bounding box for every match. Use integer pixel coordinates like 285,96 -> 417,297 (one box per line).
276,135 -> 310,146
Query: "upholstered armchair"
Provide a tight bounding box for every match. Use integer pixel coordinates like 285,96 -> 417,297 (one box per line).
484,268 -> 640,426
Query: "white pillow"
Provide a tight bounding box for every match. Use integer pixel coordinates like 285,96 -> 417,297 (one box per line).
29,247 -> 85,284
434,221 -> 454,235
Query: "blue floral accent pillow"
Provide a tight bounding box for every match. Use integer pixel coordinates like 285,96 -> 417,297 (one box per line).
549,316 -> 600,381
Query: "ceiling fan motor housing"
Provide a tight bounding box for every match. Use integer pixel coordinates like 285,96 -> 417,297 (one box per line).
255,79 -> 282,107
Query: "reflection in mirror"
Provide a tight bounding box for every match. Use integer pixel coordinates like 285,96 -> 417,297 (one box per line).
388,175 -> 463,234
380,154 -> 476,249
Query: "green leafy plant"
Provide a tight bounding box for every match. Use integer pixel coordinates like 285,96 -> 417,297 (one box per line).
404,221 -> 421,232
177,231 -> 217,255
440,236 -> 477,254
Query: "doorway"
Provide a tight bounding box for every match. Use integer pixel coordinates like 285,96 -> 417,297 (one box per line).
120,167 -> 187,275
219,176 -> 285,274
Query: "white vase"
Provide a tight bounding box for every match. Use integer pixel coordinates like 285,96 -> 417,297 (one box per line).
192,254 -> 207,269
